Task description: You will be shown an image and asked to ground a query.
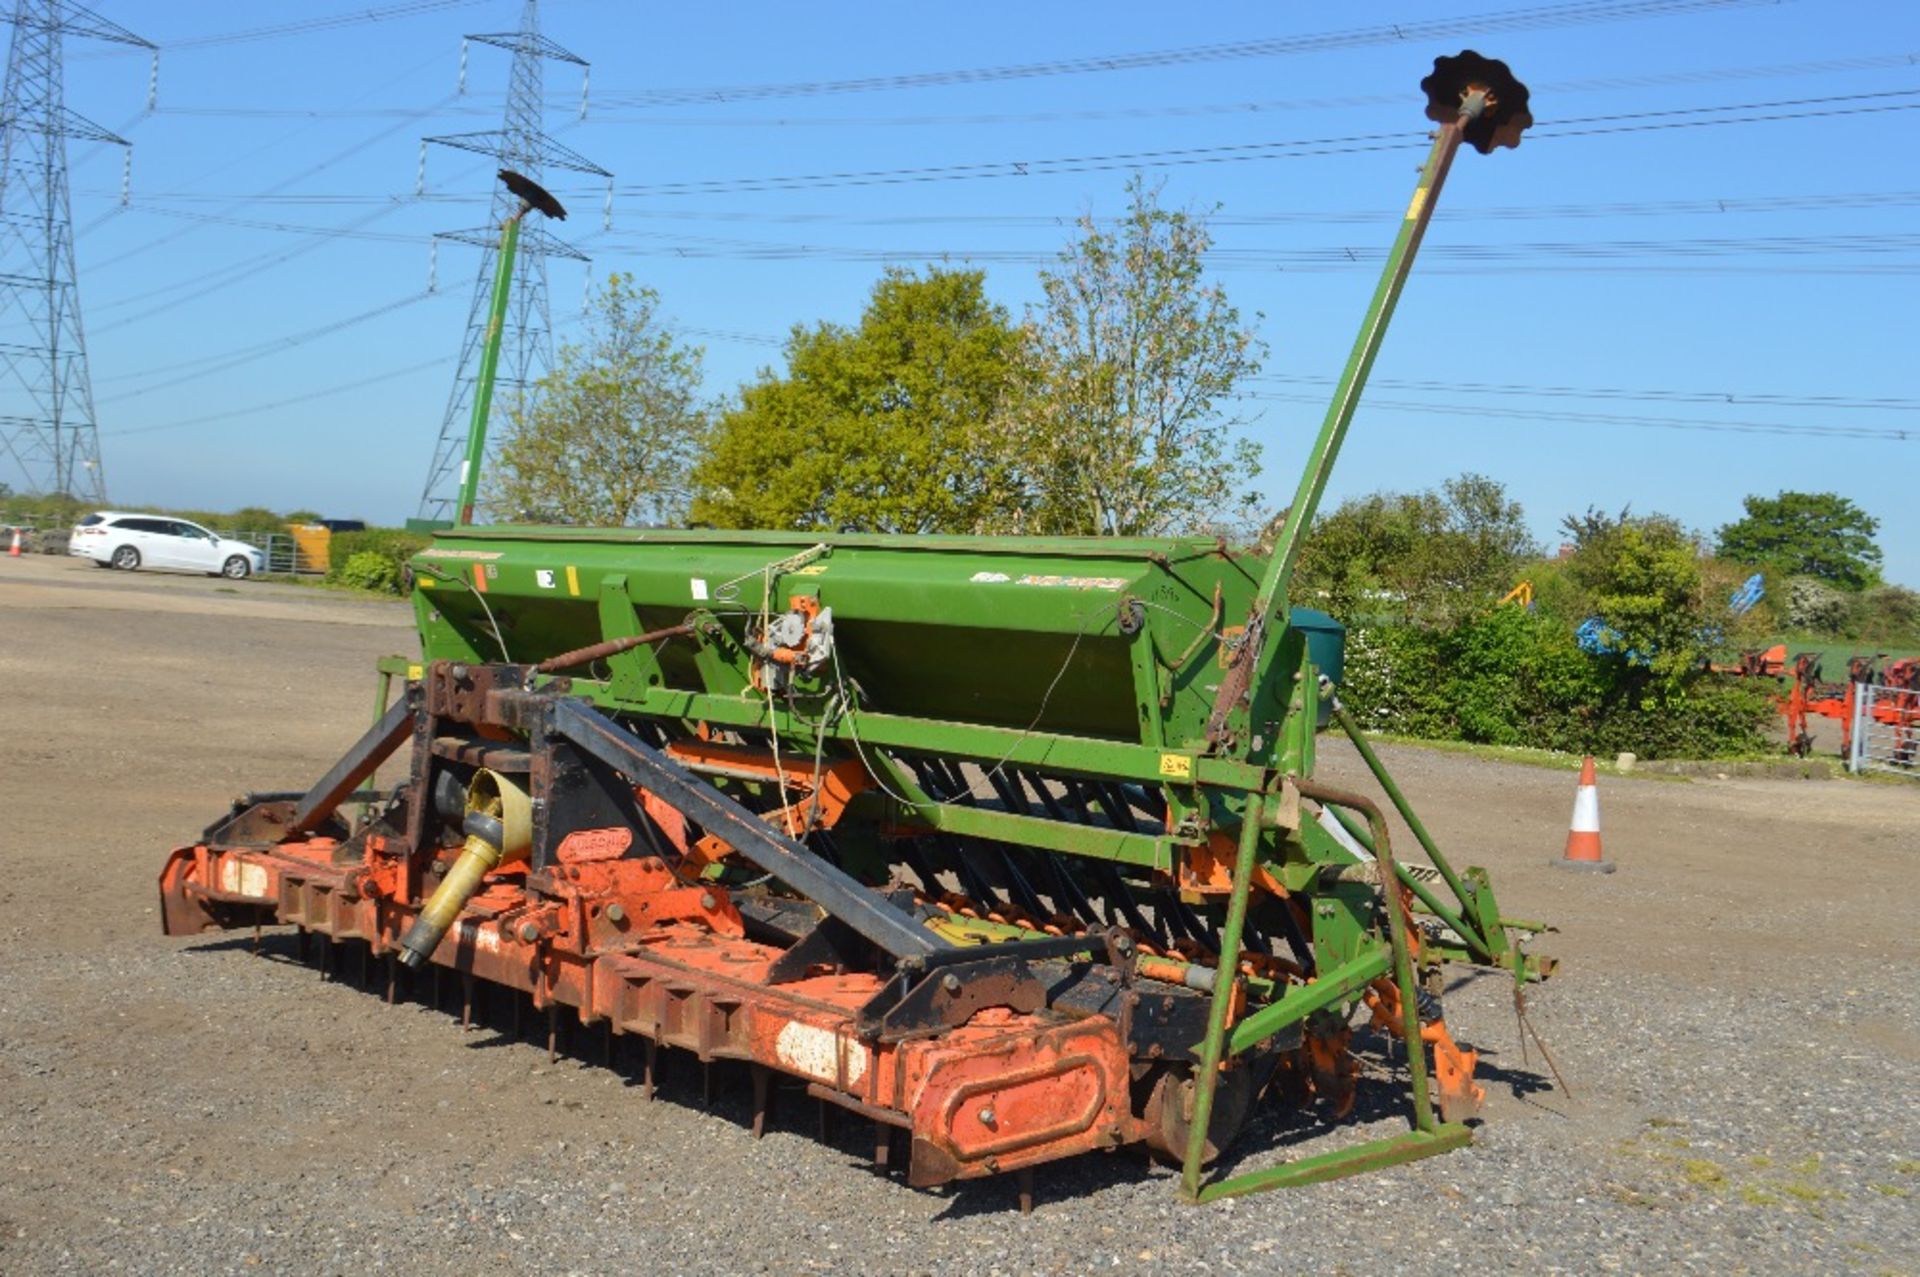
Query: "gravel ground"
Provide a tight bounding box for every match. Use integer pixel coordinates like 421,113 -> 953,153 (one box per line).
2,554 -> 1917,1275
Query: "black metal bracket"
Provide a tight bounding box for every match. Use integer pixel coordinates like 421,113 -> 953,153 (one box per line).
292,692 -> 418,834
866,954 -> 1048,1042
527,693 -> 942,962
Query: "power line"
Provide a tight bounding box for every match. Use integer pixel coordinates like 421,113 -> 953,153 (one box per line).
1241,391 -> 1919,442
104,354 -> 456,438
584,228 -> 1920,265
147,48 -> 1920,129
586,0 -> 1773,107
71,0 -> 490,57
666,323 -> 1920,411
96,291 -> 447,402
678,325 -> 783,349
1248,375 -> 1920,414
592,88 -> 1920,199
96,202 -> 1920,273
80,90 -> 458,274
99,186 -> 1920,225
84,151 -> 495,330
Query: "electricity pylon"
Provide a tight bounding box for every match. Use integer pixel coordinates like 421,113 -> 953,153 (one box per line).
414,0 -> 605,522
0,0 -> 152,504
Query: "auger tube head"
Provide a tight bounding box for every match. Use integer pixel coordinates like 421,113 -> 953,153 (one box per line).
499,168 -> 567,220
1421,51 -> 1532,153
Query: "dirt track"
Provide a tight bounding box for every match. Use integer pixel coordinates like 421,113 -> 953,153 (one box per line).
2,554 -> 1916,1275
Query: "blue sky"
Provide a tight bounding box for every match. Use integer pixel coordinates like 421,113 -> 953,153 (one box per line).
30,0 -> 1920,582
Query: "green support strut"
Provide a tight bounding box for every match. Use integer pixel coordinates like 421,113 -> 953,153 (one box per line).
454,169 -> 571,527
1207,52 -> 1532,746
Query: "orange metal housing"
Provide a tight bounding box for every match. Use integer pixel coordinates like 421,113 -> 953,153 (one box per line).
158,835 -> 1143,1185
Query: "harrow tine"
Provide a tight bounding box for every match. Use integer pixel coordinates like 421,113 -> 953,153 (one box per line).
893,835 -> 944,898
983,768 -> 1025,813
1125,781 -> 1168,824
751,1063 -> 772,1138
1273,899 -> 1319,978
1095,861 -> 1164,944
1035,842 -> 1101,928
987,844 -> 1050,921
1091,783 -> 1142,833
934,833 -> 1004,910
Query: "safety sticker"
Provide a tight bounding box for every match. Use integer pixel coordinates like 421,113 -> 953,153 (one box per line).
1015,573 -> 1129,591
1158,753 -> 1193,780
691,577 -> 709,601
535,569 -> 556,590
416,548 -> 504,561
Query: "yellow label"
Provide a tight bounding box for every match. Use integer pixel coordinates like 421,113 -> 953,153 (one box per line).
1158,753 -> 1193,780
416,576 -> 436,590
565,564 -> 580,596
1406,186 -> 1429,220
1218,624 -> 1245,668
406,664 -> 423,681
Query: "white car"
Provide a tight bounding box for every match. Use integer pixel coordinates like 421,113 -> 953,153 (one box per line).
68,511 -> 267,579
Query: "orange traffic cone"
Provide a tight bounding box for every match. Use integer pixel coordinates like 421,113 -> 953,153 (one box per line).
6,527 -> 19,557
1554,755 -> 1614,873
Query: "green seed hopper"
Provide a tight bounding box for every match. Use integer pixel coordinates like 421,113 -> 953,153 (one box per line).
413,527 -> 1344,746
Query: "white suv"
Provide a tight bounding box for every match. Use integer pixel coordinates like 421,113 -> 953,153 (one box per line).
69,511 -> 267,579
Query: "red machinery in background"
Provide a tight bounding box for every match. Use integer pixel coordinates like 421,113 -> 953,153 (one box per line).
1777,651 -> 1919,760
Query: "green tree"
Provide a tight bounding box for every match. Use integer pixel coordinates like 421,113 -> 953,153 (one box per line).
1558,513 -> 1706,686
490,274 -> 707,527
1292,472 -> 1534,625
1715,490 -> 1881,590
1558,503 -> 1632,552
691,266 -> 1025,533
1012,175 -> 1265,536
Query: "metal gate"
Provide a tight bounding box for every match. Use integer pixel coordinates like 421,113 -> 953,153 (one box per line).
1849,681 -> 1920,778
